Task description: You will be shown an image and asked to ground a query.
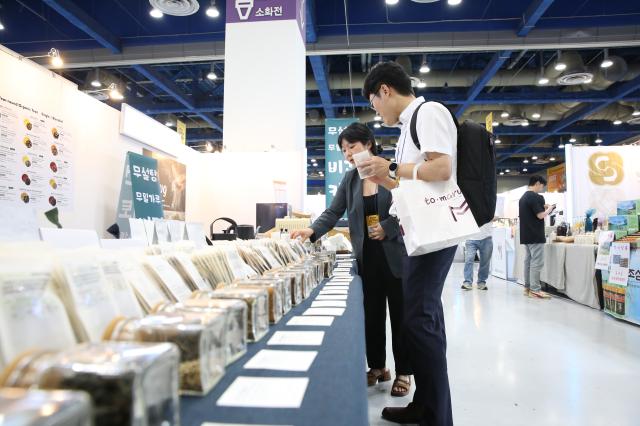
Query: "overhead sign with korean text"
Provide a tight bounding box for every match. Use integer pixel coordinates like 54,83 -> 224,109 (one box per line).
226,0 -> 306,41
324,118 -> 357,208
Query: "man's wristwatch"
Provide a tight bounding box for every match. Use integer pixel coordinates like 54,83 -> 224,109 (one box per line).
388,162 -> 399,179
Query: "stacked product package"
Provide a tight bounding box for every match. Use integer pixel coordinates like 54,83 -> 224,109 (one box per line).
0,236 -> 337,424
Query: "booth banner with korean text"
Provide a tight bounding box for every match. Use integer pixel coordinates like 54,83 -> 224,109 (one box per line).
116,152 -> 163,238
603,246 -> 640,326
566,145 -> 640,220
143,149 -> 186,221
547,163 -> 566,193
226,0 -> 306,41
324,118 -> 357,208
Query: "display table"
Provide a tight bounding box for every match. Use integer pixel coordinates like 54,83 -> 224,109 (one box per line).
540,243 -> 600,309
181,265 -> 368,426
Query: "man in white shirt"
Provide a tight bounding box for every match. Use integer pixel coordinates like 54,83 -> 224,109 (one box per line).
462,221 -> 495,291
359,61 -> 458,426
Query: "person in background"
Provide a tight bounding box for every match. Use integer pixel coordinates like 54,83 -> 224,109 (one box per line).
359,61 -> 459,426
291,123 -> 412,397
462,219 -> 496,291
519,175 -> 555,299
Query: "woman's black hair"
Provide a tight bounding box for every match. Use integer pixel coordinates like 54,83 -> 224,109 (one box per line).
337,122 -> 379,155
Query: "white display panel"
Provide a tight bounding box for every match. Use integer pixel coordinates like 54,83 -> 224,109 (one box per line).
119,104 -> 181,157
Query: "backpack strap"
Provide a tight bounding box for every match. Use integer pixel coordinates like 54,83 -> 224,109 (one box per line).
409,101 -> 460,150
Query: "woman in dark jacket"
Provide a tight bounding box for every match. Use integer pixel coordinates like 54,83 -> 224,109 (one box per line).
291,123 -> 411,396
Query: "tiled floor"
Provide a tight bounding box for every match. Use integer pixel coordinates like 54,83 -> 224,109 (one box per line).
368,263 -> 640,426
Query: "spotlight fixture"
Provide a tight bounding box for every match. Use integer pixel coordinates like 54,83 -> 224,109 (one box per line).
26,48 -> 64,68
531,156 -> 538,160
207,64 -> 217,80
523,159 -> 529,164
532,112 -> 541,119
505,169 -> 510,173
385,0 -> 399,4
90,69 -> 102,88
569,137 -> 576,143
495,138 -> 501,144
374,115 -> 382,121
448,0 -> 462,5
550,157 -> 556,161
205,0 -> 220,18
419,54 -> 430,74
150,8 -> 163,18
613,120 -> 622,125
554,50 -> 566,72
108,83 -> 124,101
417,80 -> 427,89
206,142 -> 214,152
501,111 -> 509,118
632,110 -> 640,117
600,49 -> 613,69
374,123 -> 382,129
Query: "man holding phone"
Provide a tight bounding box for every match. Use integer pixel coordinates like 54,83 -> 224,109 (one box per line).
519,175 -> 556,299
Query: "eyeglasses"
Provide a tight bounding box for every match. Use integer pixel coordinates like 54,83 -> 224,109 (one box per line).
369,89 -> 381,111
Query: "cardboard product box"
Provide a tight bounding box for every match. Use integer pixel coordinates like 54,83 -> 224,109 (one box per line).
617,200 -> 640,216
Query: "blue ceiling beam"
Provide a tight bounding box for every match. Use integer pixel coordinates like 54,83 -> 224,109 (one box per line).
133,65 -> 223,132
498,73 -> 640,163
495,123 -> 640,136
309,56 -> 335,119
455,50 -> 513,117
305,0 -> 318,43
42,0 -> 122,53
517,0 -> 555,37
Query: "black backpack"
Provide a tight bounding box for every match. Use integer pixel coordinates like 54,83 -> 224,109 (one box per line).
410,101 -> 497,227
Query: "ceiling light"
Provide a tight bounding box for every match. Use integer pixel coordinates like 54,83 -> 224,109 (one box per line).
523,159 -> 529,164
601,49 -> 613,69
495,138 -> 501,144
108,83 -> 124,101
206,1 -> 220,18
206,142 -> 214,152
374,123 -> 381,129
499,172 -> 505,176
538,77 -> 549,85
532,112 -> 541,119
550,157 -> 556,161
374,115 -> 382,121
417,80 -> 427,89
554,51 -> 566,71
523,168 -> 528,172
569,137 -> 576,143
165,120 -> 173,127
632,110 -> 640,117
0,21 -> 5,31
420,63 -> 430,74
90,69 -> 102,88
501,111 -> 509,118
207,64 -> 217,80
48,48 -> 63,67
492,121 -> 499,127
558,144 -> 565,149
448,0 -> 462,5
531,156 -> 538,160
613,120 -> 622,125
521,120 -> 530,127
150,8 -> 164,18
505,169 -> 510,173
595,137 -> 603,144
385,0 -> 399,4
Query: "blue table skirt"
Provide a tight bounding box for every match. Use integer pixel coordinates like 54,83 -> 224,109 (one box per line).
180,266 -> 368,426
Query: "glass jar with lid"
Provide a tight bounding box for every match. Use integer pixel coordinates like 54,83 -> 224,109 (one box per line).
0,387 -> 92,426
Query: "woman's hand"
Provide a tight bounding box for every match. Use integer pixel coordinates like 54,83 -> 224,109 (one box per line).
291,228 -> 314,242
369,224 -> 386,241
359,157 -> 390,179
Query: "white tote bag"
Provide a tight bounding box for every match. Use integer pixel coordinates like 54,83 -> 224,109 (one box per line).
391,166 -> 479,256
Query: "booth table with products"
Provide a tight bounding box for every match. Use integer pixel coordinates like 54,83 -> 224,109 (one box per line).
181,262 -> 368,426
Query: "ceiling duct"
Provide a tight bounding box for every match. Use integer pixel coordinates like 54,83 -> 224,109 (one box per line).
149,0 -> 200,16
87,91 -> 110,101
554,52 -> 593,86
628,116 -> 640,125
601,56 -> 629,82
503,116 -> 530,127
411,0 -> 441,2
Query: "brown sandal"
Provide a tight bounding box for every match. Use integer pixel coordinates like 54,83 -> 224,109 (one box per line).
391,376 -> 411,397
367,368 -> 391,386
